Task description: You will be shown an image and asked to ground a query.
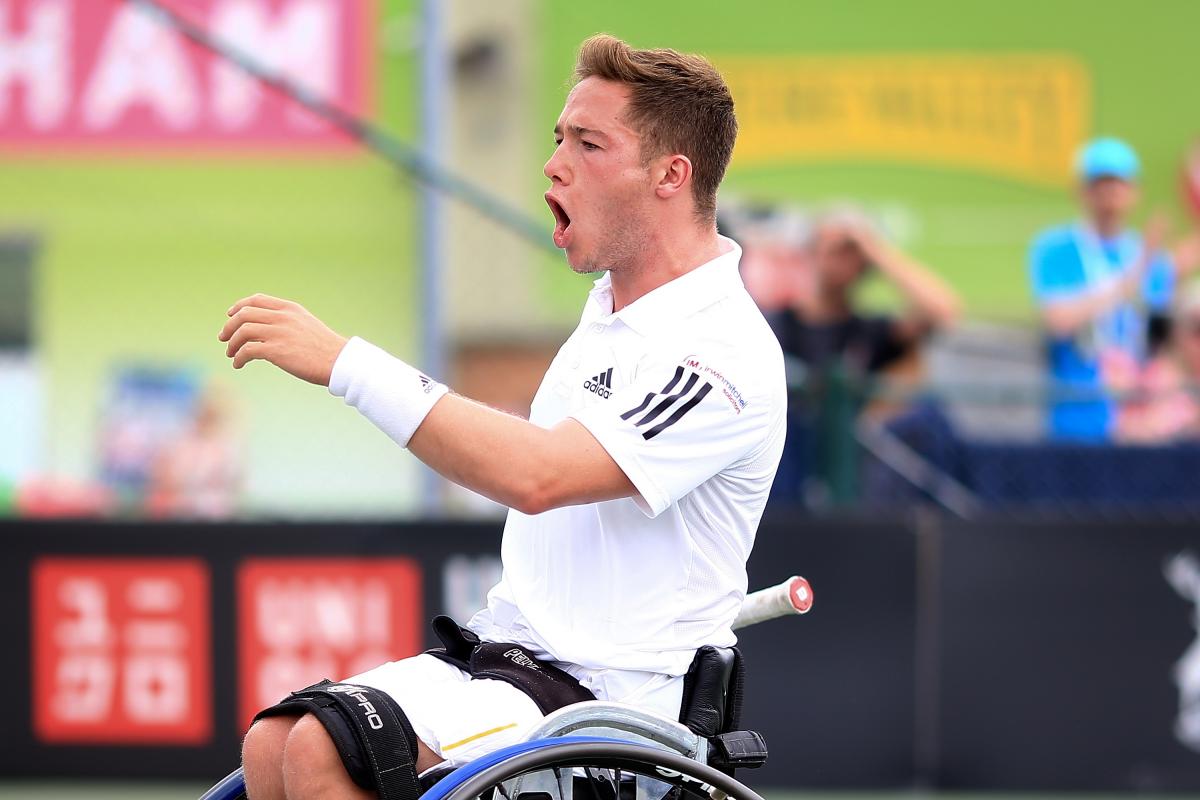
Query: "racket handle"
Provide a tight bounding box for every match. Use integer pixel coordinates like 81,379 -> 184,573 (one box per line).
732,575 -> 813,630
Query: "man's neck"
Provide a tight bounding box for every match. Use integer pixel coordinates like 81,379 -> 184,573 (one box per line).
608,222 -> 725,312
803,287 -> 853,323
1090,216 -> 1124,240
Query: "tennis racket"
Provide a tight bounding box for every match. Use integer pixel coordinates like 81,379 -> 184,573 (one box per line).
732,575 -> 813,630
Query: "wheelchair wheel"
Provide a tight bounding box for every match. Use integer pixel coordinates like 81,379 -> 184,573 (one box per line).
423,737 -> 765,800
196,737 -> 763,800
198,768 -> 246,800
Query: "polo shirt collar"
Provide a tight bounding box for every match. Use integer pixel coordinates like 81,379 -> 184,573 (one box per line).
585,236 -> 744,336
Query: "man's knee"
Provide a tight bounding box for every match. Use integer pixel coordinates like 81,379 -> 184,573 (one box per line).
242,717 -> 297,800
282,713 -> 343,772
244,716 -> 296,765
280,714 -> 376,799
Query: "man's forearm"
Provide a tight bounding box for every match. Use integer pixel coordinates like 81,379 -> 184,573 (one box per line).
870,242 -> 961,327
407,395 -> 633,514
1041,270 -> 1141,337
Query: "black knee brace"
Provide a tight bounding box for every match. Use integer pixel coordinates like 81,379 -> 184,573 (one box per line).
254,680 -> 422,800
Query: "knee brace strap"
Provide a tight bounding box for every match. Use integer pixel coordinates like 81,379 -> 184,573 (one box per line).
255,679 -> 421,800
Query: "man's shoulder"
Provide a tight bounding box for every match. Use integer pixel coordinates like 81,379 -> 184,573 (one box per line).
657,291 -> 786,398
1030,224 -> 1079,262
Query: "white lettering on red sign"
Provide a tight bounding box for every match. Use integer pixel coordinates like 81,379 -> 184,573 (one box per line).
82,4 -> 201,130
31,558 -> 212,744
0,0 -> 370,147
0,0 -> 71,129
237,558 -> 422,730
210,0 -> 339,130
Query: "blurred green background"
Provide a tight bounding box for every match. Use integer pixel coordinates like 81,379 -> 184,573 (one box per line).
4,0 -> 1198,516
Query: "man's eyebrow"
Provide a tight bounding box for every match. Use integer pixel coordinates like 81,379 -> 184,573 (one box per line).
553,124 -> 609,140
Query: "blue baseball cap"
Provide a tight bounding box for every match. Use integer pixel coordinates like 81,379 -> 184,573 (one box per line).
1076,137 -> 1140,182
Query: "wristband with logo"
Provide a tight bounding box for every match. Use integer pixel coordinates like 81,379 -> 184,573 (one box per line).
328,336 -> 449,448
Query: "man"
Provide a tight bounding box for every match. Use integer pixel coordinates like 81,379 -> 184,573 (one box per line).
746,210 -> 958,504
1029,137 -> 1198,440
768,211 -> 960,377
221,35 -> 785,800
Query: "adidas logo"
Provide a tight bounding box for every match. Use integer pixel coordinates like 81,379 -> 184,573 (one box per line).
419,375 -> 434,393
583,367 -> 614,399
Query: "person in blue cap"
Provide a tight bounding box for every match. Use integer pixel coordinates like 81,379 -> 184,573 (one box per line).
1029,137 -> 1199,441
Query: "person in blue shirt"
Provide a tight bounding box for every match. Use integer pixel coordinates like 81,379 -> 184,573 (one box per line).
1030,137 -> 1197,440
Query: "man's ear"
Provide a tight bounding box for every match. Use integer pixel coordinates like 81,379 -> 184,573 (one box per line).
654,154 -> 693,201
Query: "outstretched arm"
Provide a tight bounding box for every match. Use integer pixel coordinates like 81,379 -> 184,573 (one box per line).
218,294 -> 635,514
408,395 -> 634,513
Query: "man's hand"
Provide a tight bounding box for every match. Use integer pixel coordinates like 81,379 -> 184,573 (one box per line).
1143,212 -> 1170,258
218,294 -> 349,386
1173,231 -> 1200,277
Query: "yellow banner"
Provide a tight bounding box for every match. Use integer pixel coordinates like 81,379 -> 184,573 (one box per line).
719,54 -> 1090,185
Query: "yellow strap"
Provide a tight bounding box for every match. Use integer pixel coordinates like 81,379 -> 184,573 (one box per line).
441,723 -> 519,752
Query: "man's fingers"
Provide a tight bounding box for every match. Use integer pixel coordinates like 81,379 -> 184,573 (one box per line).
218,306 -> 283,343
232,340 -> 271,370
226,293 -> 294,318
225,321 -> 272,359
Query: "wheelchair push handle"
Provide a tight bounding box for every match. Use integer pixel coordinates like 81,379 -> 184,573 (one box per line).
733,575 -> 812,630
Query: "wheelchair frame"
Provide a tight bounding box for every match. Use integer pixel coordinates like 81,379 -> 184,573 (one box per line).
199,701 -> 763,800
197,577 -> 810,799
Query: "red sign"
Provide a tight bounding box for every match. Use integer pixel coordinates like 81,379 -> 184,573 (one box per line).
0,0 -> 372,149
31,557 -> 212,744
237,558 -> 422,730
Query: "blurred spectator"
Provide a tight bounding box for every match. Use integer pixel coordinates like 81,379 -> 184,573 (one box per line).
1029,137 -> 1200,441
736,207 -> 960,506
1111,282 -> 1200,443
145,384 -> 243,519
726,203 -> 811,315
767,212 -> 961,378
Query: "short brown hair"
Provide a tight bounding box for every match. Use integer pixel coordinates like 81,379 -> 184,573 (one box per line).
574,34 -> 736,224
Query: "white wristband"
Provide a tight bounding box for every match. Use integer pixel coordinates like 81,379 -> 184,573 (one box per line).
328,336 -> 449,448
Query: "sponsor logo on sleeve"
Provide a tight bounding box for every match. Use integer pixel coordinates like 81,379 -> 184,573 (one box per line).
682,355 -> 748,414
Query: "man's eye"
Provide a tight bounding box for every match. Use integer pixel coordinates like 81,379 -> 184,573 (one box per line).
582,141 -> 599,151
553,138 -> 563,147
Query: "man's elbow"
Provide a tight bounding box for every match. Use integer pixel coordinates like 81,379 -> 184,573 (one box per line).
930,298 -> 962,330
1041,309 -> 1077,339
944,294 -> 964,326
509,489 -> 554,516
507,470 -> 567,516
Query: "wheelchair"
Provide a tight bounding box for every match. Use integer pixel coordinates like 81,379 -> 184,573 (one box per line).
200,645 -> 770,800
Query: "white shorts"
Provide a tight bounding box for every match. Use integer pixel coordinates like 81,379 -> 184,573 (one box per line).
344,654 -> 545,768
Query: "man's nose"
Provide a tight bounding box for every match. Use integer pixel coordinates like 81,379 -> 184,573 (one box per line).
544,149 -> 568,185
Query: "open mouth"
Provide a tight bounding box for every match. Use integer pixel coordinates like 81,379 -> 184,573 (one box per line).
545,194 -> 572,248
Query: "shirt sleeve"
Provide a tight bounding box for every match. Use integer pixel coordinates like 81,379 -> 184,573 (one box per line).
862,315 -> 912,372
569,355 -> 775,518
1030,230 -> 1086,303
1142,249 -> 1177,312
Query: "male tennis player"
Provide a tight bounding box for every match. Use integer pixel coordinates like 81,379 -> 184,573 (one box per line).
222,34 -> 785,800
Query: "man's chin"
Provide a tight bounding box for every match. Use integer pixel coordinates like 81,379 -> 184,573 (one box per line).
566,248 -> 604,275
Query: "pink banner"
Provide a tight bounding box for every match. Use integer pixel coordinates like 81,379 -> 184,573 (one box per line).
0,0 -> 373,150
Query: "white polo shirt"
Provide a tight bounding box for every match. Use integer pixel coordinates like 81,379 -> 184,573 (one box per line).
468,237 -> 787,689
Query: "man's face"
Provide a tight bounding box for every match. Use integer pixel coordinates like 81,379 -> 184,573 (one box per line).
1080,176 -> 1138,228
812,225 -> 867,292
543,77 -> 655,274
